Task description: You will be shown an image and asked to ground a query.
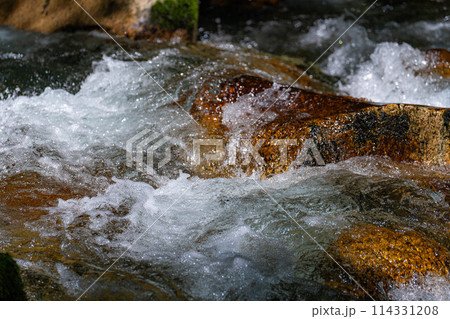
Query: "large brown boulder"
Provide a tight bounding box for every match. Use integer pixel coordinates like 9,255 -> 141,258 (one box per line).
190,75 -> 449,177
328,224 -> 449,299
0,0 -> 198,40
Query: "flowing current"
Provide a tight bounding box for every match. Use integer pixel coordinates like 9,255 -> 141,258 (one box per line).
0,0 -> 449,300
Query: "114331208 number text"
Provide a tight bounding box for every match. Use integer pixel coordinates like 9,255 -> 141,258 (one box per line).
372,305 -> 439,316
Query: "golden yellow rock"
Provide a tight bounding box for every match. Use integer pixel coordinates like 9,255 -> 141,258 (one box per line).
329,224 -> 449,298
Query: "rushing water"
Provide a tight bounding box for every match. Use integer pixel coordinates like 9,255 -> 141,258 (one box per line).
0,0 -> 449,300
200,0 -> 450,107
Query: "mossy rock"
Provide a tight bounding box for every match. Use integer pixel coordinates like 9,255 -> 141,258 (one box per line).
0,253 -> 27,301
151,0 -> 198,35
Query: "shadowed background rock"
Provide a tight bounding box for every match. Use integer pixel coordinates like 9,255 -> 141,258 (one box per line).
0,253 -> 27,300
0,0 -> 199,40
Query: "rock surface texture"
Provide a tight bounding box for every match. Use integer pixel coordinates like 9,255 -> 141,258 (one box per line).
191,75 -> 449,177
0,0 -> 198,40
329,225 -> 449,299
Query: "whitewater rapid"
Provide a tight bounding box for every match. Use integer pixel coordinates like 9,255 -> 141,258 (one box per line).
1,3 -> 449,299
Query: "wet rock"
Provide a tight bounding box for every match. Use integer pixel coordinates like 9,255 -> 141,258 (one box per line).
328,224 -> 449,299
184,43 -> 336,94
257,102 -> 448,176
0,171 -> 92,211
0,253 -> 27,300
425,48 -> 450,79
191,75 -> 449,177
0,0 -> 198,41
190,73 -> 334,132
191,75 -> 273,134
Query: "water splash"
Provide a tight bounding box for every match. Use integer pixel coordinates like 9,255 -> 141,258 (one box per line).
333,42 -> 450,107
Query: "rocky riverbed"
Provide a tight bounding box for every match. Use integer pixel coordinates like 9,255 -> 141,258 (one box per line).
0,0 -> 449,300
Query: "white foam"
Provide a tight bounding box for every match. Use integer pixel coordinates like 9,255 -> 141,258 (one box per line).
389,276 -> 450,301
0,53 -> 191,182
222,86 -> 281,133
333,42 -> 450,107
48,174 -> 298,299
42,156 -> 449,300
302,17 -> 450,108
0,52 -> 24,60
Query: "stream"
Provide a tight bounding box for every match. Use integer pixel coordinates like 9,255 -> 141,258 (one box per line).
0,0 -> 449,300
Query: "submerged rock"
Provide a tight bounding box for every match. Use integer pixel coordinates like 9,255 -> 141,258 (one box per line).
0,0 -> 198,41
425,48 -> 450,79
184,43 -> 336,94
328,224 -> 449,299
0,253 -> 27,301
191,75 -> 449,177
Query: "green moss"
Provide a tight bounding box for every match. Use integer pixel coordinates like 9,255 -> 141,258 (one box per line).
0,253 -> 27,301
151,0 -> 198,35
